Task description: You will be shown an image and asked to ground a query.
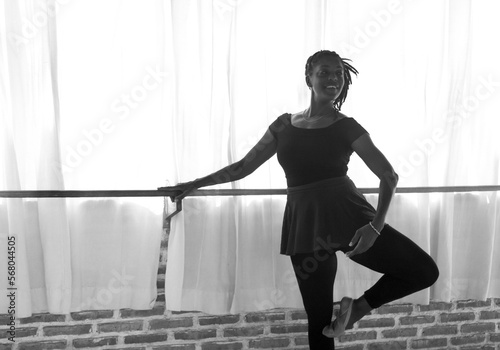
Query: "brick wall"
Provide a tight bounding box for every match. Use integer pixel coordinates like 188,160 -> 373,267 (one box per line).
1,224 -> 499,350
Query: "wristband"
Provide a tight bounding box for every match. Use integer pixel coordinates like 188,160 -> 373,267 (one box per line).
369,222 -> 381,236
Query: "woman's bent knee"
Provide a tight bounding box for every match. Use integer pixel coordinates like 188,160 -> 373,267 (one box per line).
421,256 -> 439,289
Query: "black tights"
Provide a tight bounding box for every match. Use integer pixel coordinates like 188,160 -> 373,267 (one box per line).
290,224 -> 439,350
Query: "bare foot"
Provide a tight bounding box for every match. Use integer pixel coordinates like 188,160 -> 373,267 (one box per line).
346,297 -> 372,329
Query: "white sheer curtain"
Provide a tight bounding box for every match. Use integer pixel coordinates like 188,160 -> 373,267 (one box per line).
0,0 -> 165,317
165,0 -> 500,314
1,0 -> 498,318
0,0 -> 72,317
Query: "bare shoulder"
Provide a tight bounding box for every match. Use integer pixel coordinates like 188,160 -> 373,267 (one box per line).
291,109 -> 347,128
292,110 -> 348,120
290,110 -> 304,123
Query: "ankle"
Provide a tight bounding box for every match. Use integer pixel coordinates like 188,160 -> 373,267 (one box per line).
349,297 -> 372,327
355,296 -> 373,314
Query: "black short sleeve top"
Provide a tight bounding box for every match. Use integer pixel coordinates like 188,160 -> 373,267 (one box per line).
268,113 -> 368,187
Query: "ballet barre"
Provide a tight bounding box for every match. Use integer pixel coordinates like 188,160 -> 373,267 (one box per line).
1,185 -> 499,199
1,185 -> 499,220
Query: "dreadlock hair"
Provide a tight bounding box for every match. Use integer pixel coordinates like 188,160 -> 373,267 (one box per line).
304,50 -> 359,111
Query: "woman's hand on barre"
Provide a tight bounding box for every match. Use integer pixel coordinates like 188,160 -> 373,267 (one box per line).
158,181 -> 197,202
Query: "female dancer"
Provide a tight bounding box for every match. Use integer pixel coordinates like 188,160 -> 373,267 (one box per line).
163,50 -> 439,349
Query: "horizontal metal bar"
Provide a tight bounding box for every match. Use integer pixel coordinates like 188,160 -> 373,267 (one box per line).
0,185 -> 499,198
193,185 -> 500,196
0,190 -> 169,198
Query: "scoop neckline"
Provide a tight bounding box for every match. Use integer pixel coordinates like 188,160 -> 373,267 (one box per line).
287,113 -> 348,130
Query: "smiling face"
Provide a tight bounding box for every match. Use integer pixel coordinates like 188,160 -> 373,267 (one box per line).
306,56 -> 345,104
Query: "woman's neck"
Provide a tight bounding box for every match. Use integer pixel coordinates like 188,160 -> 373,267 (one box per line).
305,100 -> 337,119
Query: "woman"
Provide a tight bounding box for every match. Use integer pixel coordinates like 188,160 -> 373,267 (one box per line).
162,50 -> 439,349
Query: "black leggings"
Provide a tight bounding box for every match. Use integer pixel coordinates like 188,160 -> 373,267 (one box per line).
290,224 -> 439,350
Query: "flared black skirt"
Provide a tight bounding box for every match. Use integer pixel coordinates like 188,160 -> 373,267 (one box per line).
281,176 -> 376,255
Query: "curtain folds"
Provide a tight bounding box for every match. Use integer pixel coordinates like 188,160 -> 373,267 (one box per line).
0,0 -> 499,317
0,0 -> 72,316
0,0 -> 163,317
164,0 -> 500,314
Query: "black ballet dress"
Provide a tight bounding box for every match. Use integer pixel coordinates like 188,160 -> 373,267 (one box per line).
268,113 -> 377,255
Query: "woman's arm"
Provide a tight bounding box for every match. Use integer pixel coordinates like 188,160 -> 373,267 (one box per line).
346,133 -> 398,258
352,133 -> 399,230
163,128 -> 278,200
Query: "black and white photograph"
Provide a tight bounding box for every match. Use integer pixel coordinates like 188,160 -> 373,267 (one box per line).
1,1 -> 499,349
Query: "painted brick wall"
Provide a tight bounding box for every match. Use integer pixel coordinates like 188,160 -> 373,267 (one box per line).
1,224 -> 499,350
